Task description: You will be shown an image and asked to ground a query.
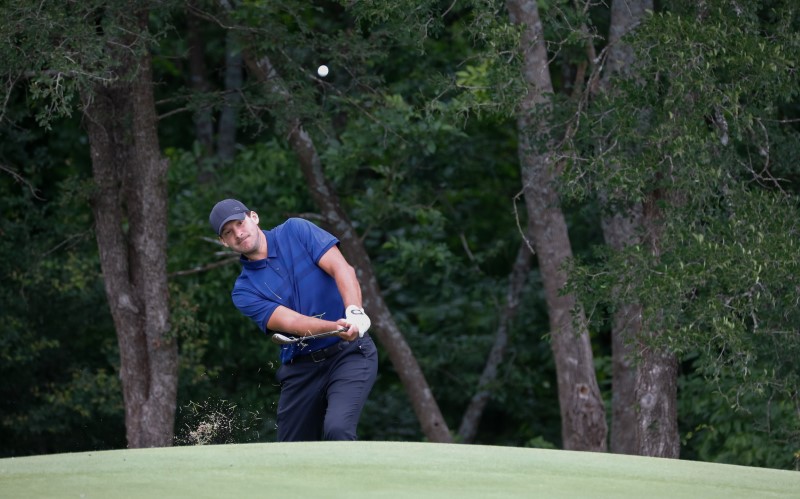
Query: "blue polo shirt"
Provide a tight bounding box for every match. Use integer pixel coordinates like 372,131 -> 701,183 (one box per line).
231,218 -> 344,364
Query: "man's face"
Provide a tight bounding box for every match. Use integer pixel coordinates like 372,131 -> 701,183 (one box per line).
219,212 -> 262,256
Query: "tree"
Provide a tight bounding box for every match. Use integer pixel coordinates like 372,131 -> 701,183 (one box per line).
594,0 -> 648,456
186,1 -> 242,163
595,0 -> 671,456
82,7 -> 177,448
0,0 -> 178,448
506,0 -> 607,452
565,0 -> 800,463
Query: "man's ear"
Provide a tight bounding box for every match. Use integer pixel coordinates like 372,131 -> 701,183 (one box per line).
249,211 -> 259,225
218,236 -> 229,248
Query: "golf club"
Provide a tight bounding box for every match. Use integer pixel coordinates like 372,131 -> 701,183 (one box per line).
270,327 -> 348,345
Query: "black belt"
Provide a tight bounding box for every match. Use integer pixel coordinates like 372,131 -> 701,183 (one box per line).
291,340 -> 349,363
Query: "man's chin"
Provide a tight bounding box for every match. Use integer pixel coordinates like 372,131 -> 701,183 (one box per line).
240,245 -> 260,259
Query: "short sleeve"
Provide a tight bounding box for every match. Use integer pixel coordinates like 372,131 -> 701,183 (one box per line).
285,218 -> 338,263
232,287 -> 279,332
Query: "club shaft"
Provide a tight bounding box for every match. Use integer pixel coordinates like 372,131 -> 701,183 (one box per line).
270,327 -> 347,345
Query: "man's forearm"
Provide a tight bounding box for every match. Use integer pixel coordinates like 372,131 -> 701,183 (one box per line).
336,265 -> 363,308
267,306 -> 342,336
318,246 -> 363,308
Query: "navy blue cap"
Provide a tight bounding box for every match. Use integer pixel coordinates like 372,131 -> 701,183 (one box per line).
209,199 -> 249,235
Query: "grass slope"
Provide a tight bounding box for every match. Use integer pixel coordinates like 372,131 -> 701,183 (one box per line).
1,441 -> 797,498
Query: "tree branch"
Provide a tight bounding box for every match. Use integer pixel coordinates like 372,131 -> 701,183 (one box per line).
1,163 -> 45,200
169,255 -> 240,278
458,226 -> 534,443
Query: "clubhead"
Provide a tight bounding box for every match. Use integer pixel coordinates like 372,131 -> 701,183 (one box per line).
270,333 -> 296,345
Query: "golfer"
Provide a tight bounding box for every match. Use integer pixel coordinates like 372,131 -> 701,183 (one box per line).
209,198 -> 378,441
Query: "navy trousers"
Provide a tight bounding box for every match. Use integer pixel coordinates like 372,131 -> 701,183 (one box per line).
275,334 -> 378,441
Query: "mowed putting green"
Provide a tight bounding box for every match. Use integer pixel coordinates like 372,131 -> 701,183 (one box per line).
1,441 -> 797,498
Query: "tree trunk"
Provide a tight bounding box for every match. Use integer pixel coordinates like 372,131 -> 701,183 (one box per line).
242,51 -> 453,443
636,194 -> 680,457
187,4 -> 240,170
187,2 -> 214,156
217,30 -> 242,162
635,338 -> 679,457
596,0 -> 679,457
603,211 -> 641,455
82,10 -> 177,448
598,0 -> 653,456
458,225 -> 534,443
507,0 -> 607,452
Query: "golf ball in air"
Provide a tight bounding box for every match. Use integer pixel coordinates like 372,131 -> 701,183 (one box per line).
317,65 -> 329,77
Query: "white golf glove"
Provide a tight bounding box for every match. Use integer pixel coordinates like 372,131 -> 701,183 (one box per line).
345,305 -> 371,337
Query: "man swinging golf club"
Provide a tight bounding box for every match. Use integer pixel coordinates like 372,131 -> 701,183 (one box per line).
209,199 -> 378,441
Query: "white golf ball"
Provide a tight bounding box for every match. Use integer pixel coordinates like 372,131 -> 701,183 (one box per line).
317,64 -> 329,77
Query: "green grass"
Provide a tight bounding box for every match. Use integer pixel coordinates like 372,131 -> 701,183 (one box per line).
1,442 -> 797,498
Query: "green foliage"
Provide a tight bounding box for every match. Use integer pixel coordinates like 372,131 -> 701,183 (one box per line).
566,0 -> 800,201
435,4 -> 525,120
0,0 -> 176,128
170,283 -> 215,386
562,0 -> 800,467
680,357 -> 799,470
2,0 -> 798,469
343,0 -> 447,48
0,112 -> 123,455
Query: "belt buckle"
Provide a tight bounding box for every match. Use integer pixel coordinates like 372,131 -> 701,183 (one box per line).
310,348 -> 328,363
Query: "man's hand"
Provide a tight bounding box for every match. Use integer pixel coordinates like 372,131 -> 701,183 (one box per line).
345,305 -> 371,338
